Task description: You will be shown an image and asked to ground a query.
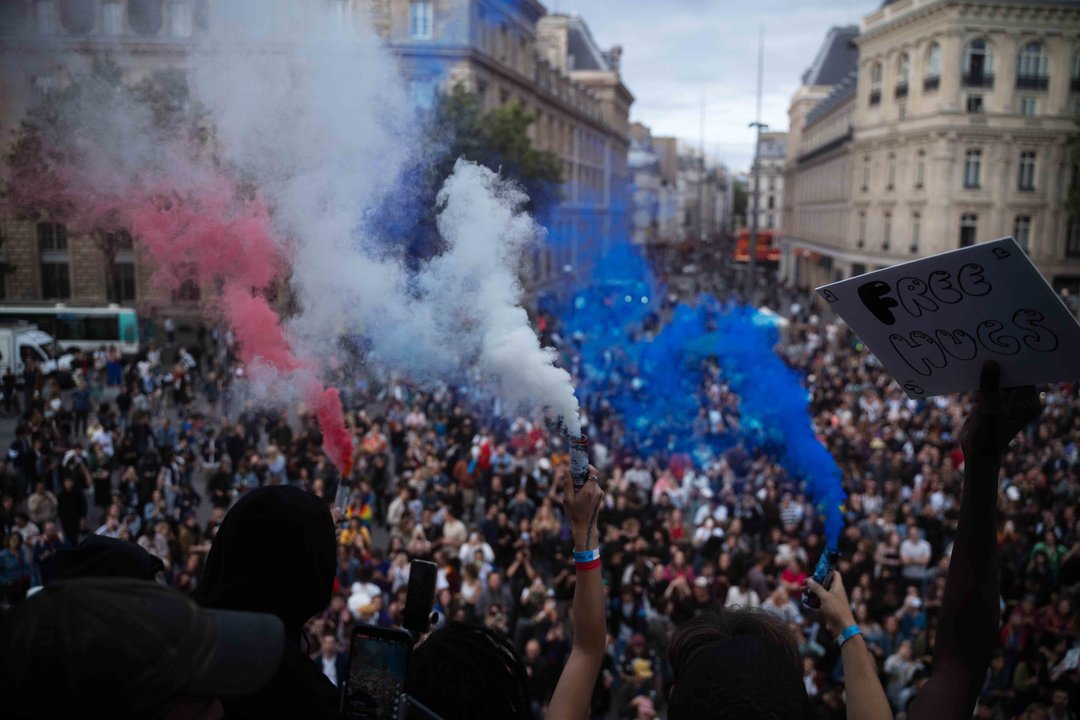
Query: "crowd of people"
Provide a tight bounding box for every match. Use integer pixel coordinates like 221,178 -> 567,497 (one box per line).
1,258 -> 1078,720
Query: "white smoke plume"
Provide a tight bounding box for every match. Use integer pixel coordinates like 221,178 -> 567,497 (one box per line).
190,1 -> 581,433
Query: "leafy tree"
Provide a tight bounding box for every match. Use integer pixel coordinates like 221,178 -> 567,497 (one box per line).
732,179 -> 748,227
377,84 -> 564,264
3,56 -> 203,302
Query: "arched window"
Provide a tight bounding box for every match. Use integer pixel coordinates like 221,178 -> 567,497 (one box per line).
896,53 -> 910,97
963,39 -> 993,87
128,0 -> 164,36
1017,42 -> 1049,89
869,62 -> 883,106
924,42 -> 942,89
911,212 -> 921,253
60,0 -> 95,34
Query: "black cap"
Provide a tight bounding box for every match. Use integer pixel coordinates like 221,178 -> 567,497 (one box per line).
1,577 -> 285,718
53,534 -> 166,581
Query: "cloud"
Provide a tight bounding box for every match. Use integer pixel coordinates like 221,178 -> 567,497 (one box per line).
561,0 -> 877,170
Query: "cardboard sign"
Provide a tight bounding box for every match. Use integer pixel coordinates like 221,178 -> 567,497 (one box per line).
816,237 -> 1080,398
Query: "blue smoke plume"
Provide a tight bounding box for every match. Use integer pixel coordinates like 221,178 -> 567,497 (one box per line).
552,244 -> 846,547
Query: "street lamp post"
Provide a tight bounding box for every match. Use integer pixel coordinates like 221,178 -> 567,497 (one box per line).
747,121 -> 767,304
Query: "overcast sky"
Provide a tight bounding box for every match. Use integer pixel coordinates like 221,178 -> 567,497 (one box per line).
554,0 -> 880,172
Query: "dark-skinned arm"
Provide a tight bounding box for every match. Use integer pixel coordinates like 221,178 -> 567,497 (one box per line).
908,360 -> 1041,720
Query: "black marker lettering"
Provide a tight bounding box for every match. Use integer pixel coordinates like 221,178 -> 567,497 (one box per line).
934,328 -> 978,361
1012,308 -> 1058,352
957,263 -> 992,297
976,320 -> 1020,356
928,270 -> 963,304
859,280 -> 899,325
890,331 -> 947,377
992,247 -> 1011,260
897,277 -> 939,318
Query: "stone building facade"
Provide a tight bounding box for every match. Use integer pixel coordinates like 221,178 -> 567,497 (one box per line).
369,1 -> 633,291
781,0 -> 1080,311
0,0 -> 200,314
0,0 -> 633,311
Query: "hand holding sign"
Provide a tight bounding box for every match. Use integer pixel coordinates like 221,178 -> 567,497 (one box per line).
960,360 -> 1042,460
817,238 -> 1080,398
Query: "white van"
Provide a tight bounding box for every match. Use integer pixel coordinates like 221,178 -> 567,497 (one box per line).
0,324 -> 75,380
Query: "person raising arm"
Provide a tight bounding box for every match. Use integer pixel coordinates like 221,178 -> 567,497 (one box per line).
806,571 -> 892,720
547,465 -> 607,720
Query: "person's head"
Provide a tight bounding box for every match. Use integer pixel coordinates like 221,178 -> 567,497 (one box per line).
667,608 -> 809,720
0,577 -> 284,719
319,633 -> 338,658
193,486 -> 335,641
6,532 -> 22,552
405,622 -> 531,719
906,525 -> 920,541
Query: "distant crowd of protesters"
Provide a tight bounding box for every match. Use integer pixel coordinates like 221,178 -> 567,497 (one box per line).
1,262 -> 1077,720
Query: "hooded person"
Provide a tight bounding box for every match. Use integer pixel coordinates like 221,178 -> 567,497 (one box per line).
193,485 -> 339,719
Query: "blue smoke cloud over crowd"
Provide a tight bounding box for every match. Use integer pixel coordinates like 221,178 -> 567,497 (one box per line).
549,243 -> 847,547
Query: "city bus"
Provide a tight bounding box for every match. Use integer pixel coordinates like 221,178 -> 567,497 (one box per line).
0,305 -> 140,355
733,229 -> 782,265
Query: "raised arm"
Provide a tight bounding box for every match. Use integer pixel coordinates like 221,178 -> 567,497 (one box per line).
806,572 -> 892,720
908,360 -> 1041,720
547,465 -> 606,720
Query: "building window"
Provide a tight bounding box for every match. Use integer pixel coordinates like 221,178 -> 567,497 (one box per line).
767,195 -> 775,210
103,1 -> 122,34
768,176 -> 776,191
883,211 -> 892,251
869,62 -> 882,106
128,0 -> 164,36
915,149 -> 925,189
1014,215 -> 1032,252
170,0 -> 192,37
1018,151 -> 1036,191
35,0 -> 55,33
857,211 -> 867,248
924,42 -> 941,90
963,39 -> 993,87
1019,96 -> 1038,116
767,213 -> 774,229
38,222 -> 70,299
1067,219 -> 1080,258
963,149 -> 982,189
887,154 -> 896,190
894,53 -> 910,98
966,94 -> 984,114
861,156 -> 870,192
911,212 -> 921,253
1072,51 -> 1080,93
60,0 -> 95,34
959,213 -> 978,248
1017,41 -> 1049,90
409,1 -> 433,40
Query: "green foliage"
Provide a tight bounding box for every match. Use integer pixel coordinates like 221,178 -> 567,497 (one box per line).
432,83 -> 563,216
732,179 -> 748,225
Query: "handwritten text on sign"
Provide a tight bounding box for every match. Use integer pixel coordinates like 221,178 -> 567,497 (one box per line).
816,238 -> 1080,398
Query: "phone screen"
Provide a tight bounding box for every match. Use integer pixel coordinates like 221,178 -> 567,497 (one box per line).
345,628 -> 410,720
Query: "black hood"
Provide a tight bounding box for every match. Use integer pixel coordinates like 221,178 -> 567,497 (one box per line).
193,486 -> 336,641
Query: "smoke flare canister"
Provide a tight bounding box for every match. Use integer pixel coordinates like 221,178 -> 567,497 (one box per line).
568,433 -> 590,492
802,549 -> 840,610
